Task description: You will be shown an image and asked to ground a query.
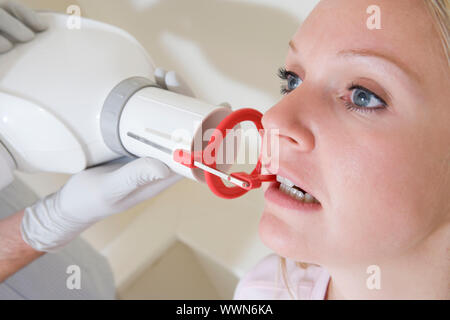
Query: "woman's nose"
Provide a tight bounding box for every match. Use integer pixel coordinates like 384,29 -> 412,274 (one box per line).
261,94 -> 315,153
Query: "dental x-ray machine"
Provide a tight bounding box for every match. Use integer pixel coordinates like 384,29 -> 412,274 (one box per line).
0,13 -> 276,199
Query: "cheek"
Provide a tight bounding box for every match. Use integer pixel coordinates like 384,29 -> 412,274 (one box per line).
324,133 -> 438,259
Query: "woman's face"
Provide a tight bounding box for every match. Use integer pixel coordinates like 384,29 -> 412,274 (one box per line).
259,0 -> 450,266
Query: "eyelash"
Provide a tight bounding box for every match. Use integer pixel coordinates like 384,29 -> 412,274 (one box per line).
277,67 -> 388,114
277,67 -> 298,95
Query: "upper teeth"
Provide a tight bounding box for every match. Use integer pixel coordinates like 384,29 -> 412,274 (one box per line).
276,175 -> 295,188
276,175 -> 319,204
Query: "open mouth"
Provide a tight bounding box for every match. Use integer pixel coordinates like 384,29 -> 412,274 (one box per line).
275,175 -> 321,205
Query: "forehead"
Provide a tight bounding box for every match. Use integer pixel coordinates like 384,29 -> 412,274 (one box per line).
289,0 -> 445,80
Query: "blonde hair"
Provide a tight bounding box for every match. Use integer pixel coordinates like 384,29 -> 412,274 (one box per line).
279,0 -> 450,300
425,0 -> 450,65
278,257 -> 309,300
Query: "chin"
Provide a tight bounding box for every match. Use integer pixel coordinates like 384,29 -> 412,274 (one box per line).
258,209 -> 317,263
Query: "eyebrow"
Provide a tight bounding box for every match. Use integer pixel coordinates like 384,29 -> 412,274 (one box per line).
288,40 -> 420,82
338,49 -> 420,82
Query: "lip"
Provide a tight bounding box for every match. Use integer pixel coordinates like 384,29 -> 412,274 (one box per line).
264,181 -> 322,212
265,166 -> 319,202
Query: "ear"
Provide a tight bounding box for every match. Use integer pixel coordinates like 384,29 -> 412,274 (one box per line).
0,140 -> 15,190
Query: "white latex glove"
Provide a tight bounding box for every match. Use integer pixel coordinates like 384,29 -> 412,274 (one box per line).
0,1 -> 47,53
21,69 -> 195,252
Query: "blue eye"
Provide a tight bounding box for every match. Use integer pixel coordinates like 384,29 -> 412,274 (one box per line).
278,67 -> 302,95
351,87 -> 385,108
342,84 -> 387,113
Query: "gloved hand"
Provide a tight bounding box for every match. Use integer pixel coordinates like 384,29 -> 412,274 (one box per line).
0,1 -> 47,53
21,69 -> 196,252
